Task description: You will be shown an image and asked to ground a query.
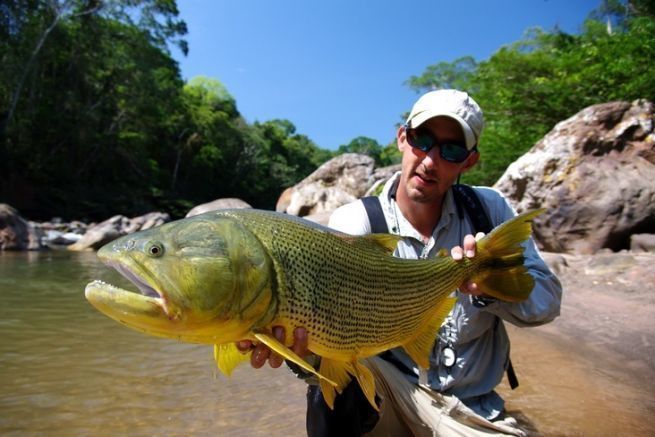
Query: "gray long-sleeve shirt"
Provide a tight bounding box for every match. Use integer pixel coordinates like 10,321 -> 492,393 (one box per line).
328,172 -> 562,420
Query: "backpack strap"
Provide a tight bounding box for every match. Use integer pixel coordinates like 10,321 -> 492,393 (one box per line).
361,196 -> 388,233
452,184 -> 493,234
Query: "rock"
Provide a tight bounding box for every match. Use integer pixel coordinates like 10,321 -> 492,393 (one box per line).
44,230 -> 83,246
281,153 -> 384,217
68,212 -> 170,251
541,252 -> 569,275
0,204 -> 43,250
630,234 -> 655,252
186,198 -> 252,217
302,211 -> 334,226
494,100 -> 655,254
275,187 -> 294,213
364,164 -> 402,197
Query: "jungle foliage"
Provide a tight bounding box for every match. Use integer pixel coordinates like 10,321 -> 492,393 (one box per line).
1,0 -> 653,219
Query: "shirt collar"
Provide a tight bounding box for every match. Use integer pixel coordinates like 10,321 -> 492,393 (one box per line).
380,171 -> 458,243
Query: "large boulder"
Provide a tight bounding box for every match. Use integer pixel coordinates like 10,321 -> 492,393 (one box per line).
0,204 -> 43,250
68,212 -> 170,251
495,100 -> 655,254
186,198 -> 252,218
281,153 -> 385,217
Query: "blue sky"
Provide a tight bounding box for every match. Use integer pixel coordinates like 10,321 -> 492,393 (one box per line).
173,0 -> 601,150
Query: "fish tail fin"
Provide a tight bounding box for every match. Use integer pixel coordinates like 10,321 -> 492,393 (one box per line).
214,343 -> 251,376
473,209 -> 544,302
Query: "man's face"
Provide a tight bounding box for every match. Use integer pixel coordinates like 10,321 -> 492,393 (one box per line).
397,116 -> 478,204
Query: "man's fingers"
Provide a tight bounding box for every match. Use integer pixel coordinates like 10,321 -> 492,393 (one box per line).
463,234 -> 477,258
236,340 -> 253,353
268,326 -> 285,368
451,246 -> 464,261
292,327 -> 308,357
460,279 -> 481,296
251,342 -> 270,369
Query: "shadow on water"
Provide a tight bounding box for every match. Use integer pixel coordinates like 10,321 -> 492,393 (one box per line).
1,251 -> 653,435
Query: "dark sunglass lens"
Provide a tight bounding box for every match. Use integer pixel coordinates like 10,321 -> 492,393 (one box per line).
409,130 -> 435,152
440,143 -> 469,163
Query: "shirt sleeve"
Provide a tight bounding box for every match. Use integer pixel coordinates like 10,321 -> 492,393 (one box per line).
473,187 -> 563,327
327,200 -> 371,235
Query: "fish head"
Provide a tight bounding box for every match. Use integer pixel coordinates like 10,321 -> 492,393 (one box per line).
85,214 -> 275,344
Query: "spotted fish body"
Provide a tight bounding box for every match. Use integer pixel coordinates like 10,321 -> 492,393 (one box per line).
238,211 -> 459,358
85,208 -> 541,409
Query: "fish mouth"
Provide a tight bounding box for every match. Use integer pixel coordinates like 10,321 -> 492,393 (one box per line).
107,260 -> 162,300
84,259 -> 176,331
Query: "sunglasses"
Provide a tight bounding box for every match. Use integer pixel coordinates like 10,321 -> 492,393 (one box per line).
404,125 -> 475,164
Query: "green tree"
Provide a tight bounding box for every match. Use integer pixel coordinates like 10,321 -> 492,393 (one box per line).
1,0 -> 188,219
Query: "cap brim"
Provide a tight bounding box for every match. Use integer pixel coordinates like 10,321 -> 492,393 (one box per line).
408,110 -> 476,150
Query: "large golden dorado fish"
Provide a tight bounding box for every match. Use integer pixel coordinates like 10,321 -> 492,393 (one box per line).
85,208 -> 542,409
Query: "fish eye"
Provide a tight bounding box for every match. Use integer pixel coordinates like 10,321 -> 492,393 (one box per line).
146,241 -> 164,257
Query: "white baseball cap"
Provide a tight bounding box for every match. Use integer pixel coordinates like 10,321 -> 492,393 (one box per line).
405,89 -> 484,150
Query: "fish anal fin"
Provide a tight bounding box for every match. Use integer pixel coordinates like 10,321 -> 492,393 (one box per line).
253,331 -> 337,387
403,296 -> 457,368
214,343 -> 251,376
318,358 -> 353,409
352,361 -> 379,411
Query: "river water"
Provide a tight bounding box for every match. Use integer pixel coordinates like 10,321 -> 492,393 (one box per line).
1,251 -> 653,436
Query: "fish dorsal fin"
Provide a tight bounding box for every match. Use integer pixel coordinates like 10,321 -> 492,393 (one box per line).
402,296 -> 457,368
214,343 -> 251,376
318,359 -> 354,409
357,233 -> 403,254
253,331 -> 337,387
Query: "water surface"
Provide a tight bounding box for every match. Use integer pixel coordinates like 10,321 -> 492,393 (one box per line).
0,251 -> 306,435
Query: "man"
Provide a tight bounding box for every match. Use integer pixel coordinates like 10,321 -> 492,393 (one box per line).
241,89 -> 562,436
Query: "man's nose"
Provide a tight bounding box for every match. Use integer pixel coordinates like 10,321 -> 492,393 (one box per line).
421,146 -> 440,169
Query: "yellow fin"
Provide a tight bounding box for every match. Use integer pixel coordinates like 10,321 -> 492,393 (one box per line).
403,296 -> 457,368
253,332 -> 337,387
358,233 -> 403,254
318,358 -> 354,409
474,209 -> 544,302
352,361 -> 379,411
214,343 -> 251,376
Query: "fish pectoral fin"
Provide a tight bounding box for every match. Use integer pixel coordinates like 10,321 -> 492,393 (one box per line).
352,361 -> 379,411
318,358 -> 355,409
253,332 -> 337,387
403,296 -> 457,368
214,343 -> 251,377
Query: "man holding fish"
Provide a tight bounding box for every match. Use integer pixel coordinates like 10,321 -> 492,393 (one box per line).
243,89 -> 562,436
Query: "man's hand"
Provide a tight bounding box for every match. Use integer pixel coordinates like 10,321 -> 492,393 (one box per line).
236,326 -> 309,369
451,232 -> 485,296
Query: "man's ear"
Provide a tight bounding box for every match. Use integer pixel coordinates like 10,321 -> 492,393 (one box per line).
461,150 -> 480,173
397,125 -> 407,152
